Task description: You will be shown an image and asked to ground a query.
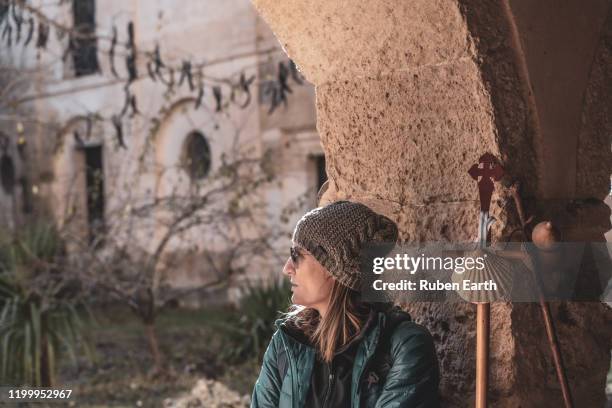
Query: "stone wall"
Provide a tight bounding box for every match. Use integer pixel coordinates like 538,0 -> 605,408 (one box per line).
251,0 -> 612,405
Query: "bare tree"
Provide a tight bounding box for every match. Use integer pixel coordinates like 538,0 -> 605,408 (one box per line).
0,0 -> 313,378
58,127 -> 301,376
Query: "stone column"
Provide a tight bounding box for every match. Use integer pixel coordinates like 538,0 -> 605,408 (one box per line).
251,0 -> 612,406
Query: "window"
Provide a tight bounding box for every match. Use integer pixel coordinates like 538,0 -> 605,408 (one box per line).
315,154 -> 327,192
83,145 -> 104,242
20,176 -> 32,214
308,154 -> 328,206
182,131 -> 211,180
72,0 -> 99,76
0,154 -> 15,195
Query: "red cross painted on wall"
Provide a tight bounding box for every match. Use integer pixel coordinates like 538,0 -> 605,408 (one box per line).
468,153 -> 504,212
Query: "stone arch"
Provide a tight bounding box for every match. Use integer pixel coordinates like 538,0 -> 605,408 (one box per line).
153,97 -> 237,199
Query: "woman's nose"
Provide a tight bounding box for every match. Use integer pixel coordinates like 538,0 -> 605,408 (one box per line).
282,258 -> 294,276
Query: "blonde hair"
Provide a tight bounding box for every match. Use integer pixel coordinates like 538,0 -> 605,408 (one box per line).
285,280 -> 369,363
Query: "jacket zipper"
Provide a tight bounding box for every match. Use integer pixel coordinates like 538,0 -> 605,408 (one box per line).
355,325 -> 383,402
322,362 -> 335,408
357,357 -> 372,395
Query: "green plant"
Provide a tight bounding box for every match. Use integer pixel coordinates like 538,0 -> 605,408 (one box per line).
215,277 -> 291,362
0,220 -> 94,386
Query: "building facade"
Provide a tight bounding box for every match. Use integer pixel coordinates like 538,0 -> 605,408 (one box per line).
0,0 -> 324,303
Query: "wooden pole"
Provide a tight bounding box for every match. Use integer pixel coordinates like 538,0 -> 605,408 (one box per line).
475,303 -> 490,408
509,183 -> 573,408
539,299 -> 573,408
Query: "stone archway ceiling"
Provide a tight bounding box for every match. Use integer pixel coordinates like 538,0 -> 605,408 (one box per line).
252,0 -> 471,85
253,0 -> 501,210
252,0 -> 611,205
505,0 -> 610,199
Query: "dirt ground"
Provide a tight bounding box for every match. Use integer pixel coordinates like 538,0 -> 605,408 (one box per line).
53,305 -> 262,407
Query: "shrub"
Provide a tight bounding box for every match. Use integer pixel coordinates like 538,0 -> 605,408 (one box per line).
0,220 -> 94,386
216,277 -> 291,362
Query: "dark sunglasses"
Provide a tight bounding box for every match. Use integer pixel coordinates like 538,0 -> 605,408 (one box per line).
290,246 -> 304,266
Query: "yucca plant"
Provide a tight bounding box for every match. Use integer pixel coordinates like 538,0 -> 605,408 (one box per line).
215,277 -> 291,362
0,220 -> 94,387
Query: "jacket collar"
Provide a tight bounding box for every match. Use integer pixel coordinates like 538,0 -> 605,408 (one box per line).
334,307 -> 378,355
274,303 -> 390,354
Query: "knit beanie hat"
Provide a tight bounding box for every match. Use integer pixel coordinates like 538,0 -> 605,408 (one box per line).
292,200 -> 399,291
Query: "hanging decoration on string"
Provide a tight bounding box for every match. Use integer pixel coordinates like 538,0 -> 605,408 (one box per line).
0,0 -> 308,153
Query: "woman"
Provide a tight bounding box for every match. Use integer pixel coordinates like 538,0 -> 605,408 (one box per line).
251,200 -> 439,407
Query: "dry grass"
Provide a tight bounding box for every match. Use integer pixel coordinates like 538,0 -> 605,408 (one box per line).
55,305 -> 261,407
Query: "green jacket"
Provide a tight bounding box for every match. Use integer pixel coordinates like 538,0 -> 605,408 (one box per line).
251,307 -> 440,407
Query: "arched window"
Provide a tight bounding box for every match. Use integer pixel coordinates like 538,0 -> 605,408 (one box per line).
182,131 -> 211,180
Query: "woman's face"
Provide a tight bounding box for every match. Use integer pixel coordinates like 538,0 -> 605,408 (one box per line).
282,245 -> 334,309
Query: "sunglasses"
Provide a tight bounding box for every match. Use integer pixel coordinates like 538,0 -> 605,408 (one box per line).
290,246 -> 304,266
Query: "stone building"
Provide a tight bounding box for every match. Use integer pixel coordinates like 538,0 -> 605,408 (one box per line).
253,0 -> 612,406
0,0 -> 324,300
2,0 -> 611,405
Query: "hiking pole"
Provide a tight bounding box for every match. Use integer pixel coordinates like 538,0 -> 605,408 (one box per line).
475,302 -> 489,408
508,183 -> 574,408
467,153 -> 504,408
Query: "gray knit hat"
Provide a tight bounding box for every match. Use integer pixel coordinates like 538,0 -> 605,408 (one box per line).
292,200 -> 399,291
